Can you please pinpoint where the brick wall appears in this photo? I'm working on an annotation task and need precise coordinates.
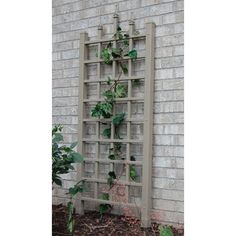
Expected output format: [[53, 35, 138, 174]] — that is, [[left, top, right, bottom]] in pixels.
[[52, 0, 184, 226]]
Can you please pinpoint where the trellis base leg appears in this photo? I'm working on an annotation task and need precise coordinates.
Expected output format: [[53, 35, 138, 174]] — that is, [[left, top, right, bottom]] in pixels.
[[77, 199, 84, 215], [141, 22, 155, 228]]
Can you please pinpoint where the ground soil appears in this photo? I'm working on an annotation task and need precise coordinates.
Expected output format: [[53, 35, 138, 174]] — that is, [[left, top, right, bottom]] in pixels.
[[52, 204, 184, 236]]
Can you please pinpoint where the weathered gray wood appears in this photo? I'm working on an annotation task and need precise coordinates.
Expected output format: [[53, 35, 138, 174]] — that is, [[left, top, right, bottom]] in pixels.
[[77, 16, 155, 227], [77, 32, 88, 215], [141, 22, 155, 227]]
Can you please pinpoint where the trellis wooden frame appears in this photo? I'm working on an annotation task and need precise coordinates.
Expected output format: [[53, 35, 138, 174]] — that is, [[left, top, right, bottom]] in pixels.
[[76, 14, 155, 227]]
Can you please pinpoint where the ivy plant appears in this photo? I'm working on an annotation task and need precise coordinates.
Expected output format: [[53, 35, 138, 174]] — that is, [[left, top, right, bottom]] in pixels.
[[90, 26, 140, 215]]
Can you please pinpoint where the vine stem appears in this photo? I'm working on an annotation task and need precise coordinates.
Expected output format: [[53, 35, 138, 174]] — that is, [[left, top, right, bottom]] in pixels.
[[109, 62, 123, 91]]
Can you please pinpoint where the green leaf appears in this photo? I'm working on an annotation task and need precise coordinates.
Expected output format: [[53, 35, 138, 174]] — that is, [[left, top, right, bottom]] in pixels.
[[106, 76, 112, 85], [91, 102, 113, 118], [70, 152, 83, 162], [130, 165, 138, 181], [107, 176, 113, 186], [115, 84, 127, 98], [70, 142, 77, 149], [99, 204, 111, 214], [117, 26, 121, 31], [112, 112, 125, 125], [128, 49, 137, 59], [120, 63, 128, 75], [111, 48, 122, 58], [130, 156, 136, 161], [52, 133, 63, 143], [69, 184, 83, 196], [67, 201, 75, 233], [99, 193, 109, 200], [159, 226, 174, 236], [108, 171, 116, 179], [103, 90, 115, 101], [67, 219, 75, 234], [132, 79, 141, 86], [108, 154, 116, 160], [102, 127, 111, 138], [101, 48, 112, 64], [53, 177, 62, 186]]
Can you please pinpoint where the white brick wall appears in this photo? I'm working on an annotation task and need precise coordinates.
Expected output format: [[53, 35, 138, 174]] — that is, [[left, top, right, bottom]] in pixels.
[[52, 0, 184, 226]]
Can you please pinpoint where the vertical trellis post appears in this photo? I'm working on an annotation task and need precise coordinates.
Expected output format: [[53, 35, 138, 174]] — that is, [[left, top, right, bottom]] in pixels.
[[76, 31, 88, 215], [141, 22, 155, 227]]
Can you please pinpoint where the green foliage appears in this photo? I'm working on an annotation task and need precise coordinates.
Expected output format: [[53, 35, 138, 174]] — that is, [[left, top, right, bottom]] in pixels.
[[91, 102, 113, 118], [130, 165, 138, 181], [52, 125, 83, 187], [159, 225, 174, 236], [120, 63, 128, 74], [99, 193, 111, 214], [107, 171, 117, 187], [101, 26, 138, 73], [128, 49, 138, 59], [68, 182, 84, 196], [115, 84, 127, 97], [101, 48, 112, 64], [132, 79, 141, 86], [67, 201, 75, 234], [102, 127, 111, 138], [112, 112, 125, 125], [106, 76, 112, 85], [90, 25, 140, 215]]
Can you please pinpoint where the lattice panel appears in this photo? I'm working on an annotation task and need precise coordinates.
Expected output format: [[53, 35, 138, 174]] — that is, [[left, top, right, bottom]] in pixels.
[[76, 14, 155, 227]]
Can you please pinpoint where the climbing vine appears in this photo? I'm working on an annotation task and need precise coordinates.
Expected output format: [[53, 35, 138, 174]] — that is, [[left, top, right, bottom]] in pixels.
[[90, 26, 139, 214]]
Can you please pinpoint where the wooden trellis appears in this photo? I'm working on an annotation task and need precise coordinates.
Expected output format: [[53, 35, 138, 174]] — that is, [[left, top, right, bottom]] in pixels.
[[76, 14, 155, 227]]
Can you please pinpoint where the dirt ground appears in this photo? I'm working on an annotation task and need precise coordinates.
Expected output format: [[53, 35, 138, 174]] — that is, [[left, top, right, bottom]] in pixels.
[[52, 204, 184, 236]]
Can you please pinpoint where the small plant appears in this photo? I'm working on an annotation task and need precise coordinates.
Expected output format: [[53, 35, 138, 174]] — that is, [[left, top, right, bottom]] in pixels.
[[99, 193, 111, 214], [52, 124, 84, 234], [52, 125, 83, 186], [159, 225, 174, 236]]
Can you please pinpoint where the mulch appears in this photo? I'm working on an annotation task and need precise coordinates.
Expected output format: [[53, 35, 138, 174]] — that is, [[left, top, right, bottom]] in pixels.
[[52, 204, 184, 236]]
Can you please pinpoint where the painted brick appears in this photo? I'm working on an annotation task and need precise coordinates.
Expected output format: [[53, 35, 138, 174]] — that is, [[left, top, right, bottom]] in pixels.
[[52, 52, 61, 61], [153, 178, 184, 190], [155, 90, 184, 101], [154, 101, 184, 113], [154, 113, 184, 124], [160, 56, 184, 68], [153, 199, 184, 212], [153, 134, 184, 145], [162, 11, 184, 24], [52, 87, 78, 97], [155, 78, 184, 90], [52, 78, 78, 88], [153, 157, 184, 168], [153, 124, 184, 134], [53, 41, 73, 52], [52, 97, 78, 107], [153, 145, 184, 157], [152, 189, 184, 201], [153, 167, 184, 179]]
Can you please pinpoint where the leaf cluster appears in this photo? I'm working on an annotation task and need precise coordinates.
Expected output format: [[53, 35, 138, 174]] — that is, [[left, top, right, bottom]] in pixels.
[[100, 26, 138, 74], [52, 125, 83, 186], [159, 225, 174, 236], [91, 102, 113, 118], [107, 171, 117, 187], [99, 193, 111, 214]]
